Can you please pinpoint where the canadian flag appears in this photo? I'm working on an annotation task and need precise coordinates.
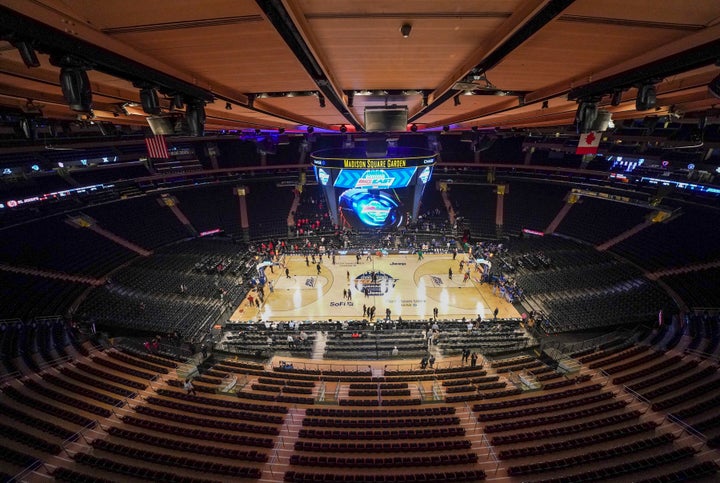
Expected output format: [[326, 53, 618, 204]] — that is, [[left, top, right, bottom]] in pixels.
[[575, 131, 601, 155]]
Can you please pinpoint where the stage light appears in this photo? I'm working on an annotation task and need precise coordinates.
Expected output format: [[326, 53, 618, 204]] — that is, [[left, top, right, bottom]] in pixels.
[[59, 67, 92, 112], [442, 125, 450, 133], [225, 102, 232, 110], [20, 118, 34, 140], [307, 126, 314, 134], [636, 83, 657, 111], [709, 73, 720, 98], [453, 95, 461, 107], [575, 100, 598, 133], [410, 124, 418, 132], [318, 93, 326, 108], [139, 88, 161, 115], [400, 23, 412, 38], [12, 41, 40, 68], [340, 125, 347, 133], [186, 100, 206, 137], [541, 100, 549, 109], [347, 91, 354, 108], [422, 92, 429, 107], [171, 94, 184, 110]]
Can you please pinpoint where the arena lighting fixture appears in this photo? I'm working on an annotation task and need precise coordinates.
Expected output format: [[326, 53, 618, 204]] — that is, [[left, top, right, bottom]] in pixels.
[[185, 99, 206, 137], [340, 125, 347, 133], [453, 95, 461, 107], [307, 126, 314, 134], [139, 87, 161, 115], [254, 128, 261, 135], [59, 66, 92, 112], [422, 91, 429, 107], [442, 125, 450, 133], [610, 89, 624, 106], [318, 93, 326, 108], [225, 102, 232, 110], [278, 127, 285, 134], [541, 100, 549, 109], [410, 124, 418, 132], [575, 100, 599, 134], [12, 40, 40, 68], [400, 23, 412, 38], [346, 91, 354, 108], [709, 72, 720, 98], [171, 94, 184, 110], [636, 83, 657, 111]]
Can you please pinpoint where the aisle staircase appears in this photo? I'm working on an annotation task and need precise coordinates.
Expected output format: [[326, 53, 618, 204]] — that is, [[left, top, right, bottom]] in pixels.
[[310, 331, 327, 359]]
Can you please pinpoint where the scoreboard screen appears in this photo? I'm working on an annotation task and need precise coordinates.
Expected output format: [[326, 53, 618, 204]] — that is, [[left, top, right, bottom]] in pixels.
[[311, 147, 437, 230]]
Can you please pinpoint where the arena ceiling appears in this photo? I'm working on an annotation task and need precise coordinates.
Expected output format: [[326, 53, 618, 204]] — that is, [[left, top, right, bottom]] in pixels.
[[1, 0, 720, 134]]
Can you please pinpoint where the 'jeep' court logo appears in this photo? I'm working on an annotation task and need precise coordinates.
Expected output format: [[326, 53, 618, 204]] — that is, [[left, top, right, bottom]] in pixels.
[[354, 271, 397, 296]]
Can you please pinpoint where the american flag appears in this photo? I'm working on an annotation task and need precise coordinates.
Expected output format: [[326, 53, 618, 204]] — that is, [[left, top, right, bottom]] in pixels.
[[145, 135, 169, 159]]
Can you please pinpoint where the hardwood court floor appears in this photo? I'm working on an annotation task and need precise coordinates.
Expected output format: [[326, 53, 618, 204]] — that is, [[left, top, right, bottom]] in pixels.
[[230, 253, 520, 322]]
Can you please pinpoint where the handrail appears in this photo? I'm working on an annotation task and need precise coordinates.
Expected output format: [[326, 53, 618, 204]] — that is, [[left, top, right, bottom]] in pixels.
[[62, 418, 103, 450], [11, 460, 46, 483], [684, 347, 720, 363], [417, 380, 426, 401], [622, 385, 652, 413], [666, 413, 708, 449], [35, 354, 74, 373], [480, 433, 502, 475], [0, 370, 22, 385]]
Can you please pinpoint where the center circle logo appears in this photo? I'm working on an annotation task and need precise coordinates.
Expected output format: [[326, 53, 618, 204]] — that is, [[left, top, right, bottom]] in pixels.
[[354, 271, 397, 296]]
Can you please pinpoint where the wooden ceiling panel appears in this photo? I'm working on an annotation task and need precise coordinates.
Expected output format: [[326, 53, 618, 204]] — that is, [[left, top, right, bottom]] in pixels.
[[417, 95, 511, 126], [55, 0, 263, 30], [0, 0, 718, 133], [306, 17, 508, 90], [108, 24, 316, 93], [562, 0, 720, 26], [486, 22, 691, 92], [257, 96, 348, 126], [299, 0, 523, 16]]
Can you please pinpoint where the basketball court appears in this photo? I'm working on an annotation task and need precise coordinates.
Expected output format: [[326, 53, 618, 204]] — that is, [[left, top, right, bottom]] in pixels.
[[229, 253, 520, 323]]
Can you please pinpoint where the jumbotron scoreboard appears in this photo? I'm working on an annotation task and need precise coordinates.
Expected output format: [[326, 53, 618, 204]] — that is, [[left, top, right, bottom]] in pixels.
[[310, 147, 437, 229]]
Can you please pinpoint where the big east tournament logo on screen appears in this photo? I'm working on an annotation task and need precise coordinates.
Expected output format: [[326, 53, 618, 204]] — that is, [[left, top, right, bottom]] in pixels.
[[354, 170, 395, 189], [359, 199, 392, 224], [333, 168, 416, 189]]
